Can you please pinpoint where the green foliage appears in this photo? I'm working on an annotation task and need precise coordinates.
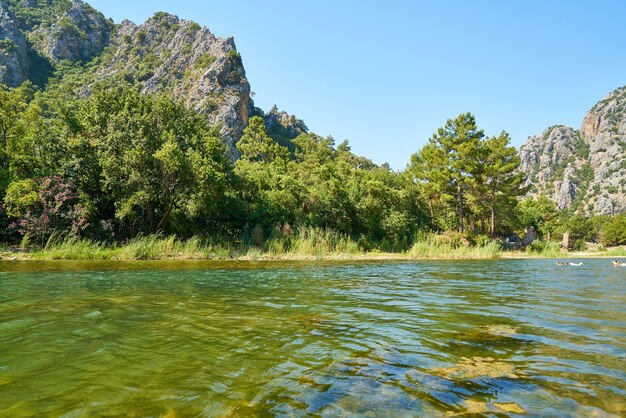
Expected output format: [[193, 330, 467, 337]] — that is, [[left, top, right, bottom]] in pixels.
[[3, 178, 37, 217], [194, 53, 216, 70], [599, 213, 626, 246], [0, 39, 17, 51], [227, 49, 242, 65], [1, 78, 625, 256], [75, 86, 232, 235], [574, 132, 590, 159], [516, 196, 558, 238], [410, 234, 501, 259], [5, 0, 73, 31], [408, 115, 524, 236], [525, 240, 561, 257], [26, 46, 55, 88]]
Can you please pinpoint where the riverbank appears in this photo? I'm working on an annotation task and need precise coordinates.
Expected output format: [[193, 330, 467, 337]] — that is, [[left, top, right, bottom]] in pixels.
[[1, 236, 624, 261]]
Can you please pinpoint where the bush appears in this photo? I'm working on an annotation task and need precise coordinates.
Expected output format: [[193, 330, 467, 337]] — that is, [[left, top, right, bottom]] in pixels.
[[5, 176, 89, 244], [194, 53, 216, 70], [525, 240, 561, 257], [600, 213, 626, 246]]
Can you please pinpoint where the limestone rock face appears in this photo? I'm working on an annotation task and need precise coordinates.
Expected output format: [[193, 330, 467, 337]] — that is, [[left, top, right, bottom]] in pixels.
[[518, 86, 626, 215], [90, 13, 251, 157], [0, 1, 28, 87], [262, 105, 308, 138], [0, 4, 254, 156], [31, 0, 113, 62]]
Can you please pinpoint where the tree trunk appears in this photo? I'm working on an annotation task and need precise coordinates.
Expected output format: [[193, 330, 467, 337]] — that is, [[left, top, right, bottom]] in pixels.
[[490, 185, 496, 238], [156, 200, 173, 232], [456, 181, 464, 232], [428, 198, 434, 224], [1, 130, 7, 170]]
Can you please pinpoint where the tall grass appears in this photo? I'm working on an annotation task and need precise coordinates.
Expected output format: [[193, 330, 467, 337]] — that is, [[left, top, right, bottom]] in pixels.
[[524, 240, 562, 257], [409, 239, 502, 259], [116, 235, 237, 260], [258, 227, 362, 257], [289, 228, 361, 256], [601, 246, 626, 257], [17, 230, 619, 261], [34, 235, 237, 260], [35, 236, 113, 260]]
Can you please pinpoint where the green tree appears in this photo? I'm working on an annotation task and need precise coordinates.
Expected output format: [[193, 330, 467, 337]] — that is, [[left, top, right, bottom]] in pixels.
[[237, 116, 290, 163], [477, 131, 526, 237], [408, 113, 483, 232], [0, 85, 27, 191], [76, 86, 231, 235], [599, 213, 626, 246], [516, 196, 558, 239]]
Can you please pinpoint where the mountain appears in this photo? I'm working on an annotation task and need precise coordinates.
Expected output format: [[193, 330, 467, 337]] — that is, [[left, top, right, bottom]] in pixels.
[[0, 0, 307, 157], [519, 86, 626, 215]]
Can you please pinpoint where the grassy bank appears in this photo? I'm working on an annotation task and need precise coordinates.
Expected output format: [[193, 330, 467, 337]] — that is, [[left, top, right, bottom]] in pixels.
[[0, 233, 624, 261]]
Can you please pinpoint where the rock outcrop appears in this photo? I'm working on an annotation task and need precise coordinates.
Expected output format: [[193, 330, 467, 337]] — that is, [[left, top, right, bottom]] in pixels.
[[0, 1, 28, 87], [87, 13, 251, 156], [0, 3, 254, 156], [31, 0, 113, 62], [519, 86, 626, 215], [262, 105, 308, 138]]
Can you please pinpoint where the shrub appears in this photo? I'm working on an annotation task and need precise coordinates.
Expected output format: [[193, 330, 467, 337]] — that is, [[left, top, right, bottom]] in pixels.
[[526, 240, 561, 257], [194, 53, 216, 70], [600, 213, 626, 246], [6, 176, 89, 244]]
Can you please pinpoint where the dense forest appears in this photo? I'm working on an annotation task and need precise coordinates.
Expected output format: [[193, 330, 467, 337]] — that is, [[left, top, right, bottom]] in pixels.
[[1, 81, 625, 254]]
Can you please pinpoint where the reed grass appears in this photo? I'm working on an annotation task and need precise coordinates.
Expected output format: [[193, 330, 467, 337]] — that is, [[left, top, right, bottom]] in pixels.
[[33, 236, 113, 260], [600, 247, 626, 257], [524, 240, 562, 257], [410, 240, 502, 259], [9, 231, 623, 261]]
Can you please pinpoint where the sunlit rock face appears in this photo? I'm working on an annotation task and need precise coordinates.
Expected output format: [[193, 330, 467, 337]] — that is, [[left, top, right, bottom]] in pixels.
[[518, 86, 626, 215]]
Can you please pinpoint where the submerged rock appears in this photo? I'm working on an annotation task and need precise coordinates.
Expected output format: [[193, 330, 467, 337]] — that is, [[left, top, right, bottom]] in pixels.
[[433, 356, 523, 380], [482, 324, 518, 336], [494, 402, 526, 414]]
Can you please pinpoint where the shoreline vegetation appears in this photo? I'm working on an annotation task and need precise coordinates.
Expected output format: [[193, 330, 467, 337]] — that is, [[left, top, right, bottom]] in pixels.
[[1, 87, 625, 257], [1, 233, 624, 262]]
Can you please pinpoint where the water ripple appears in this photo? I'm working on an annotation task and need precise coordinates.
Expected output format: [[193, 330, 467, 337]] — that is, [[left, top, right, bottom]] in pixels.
[[0, 259, 624, 416]]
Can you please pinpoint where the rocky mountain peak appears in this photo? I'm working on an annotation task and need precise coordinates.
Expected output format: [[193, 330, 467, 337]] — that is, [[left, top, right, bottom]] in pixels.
[[30, 0, 113, 62], [263, 105, 308, 137], [88, 12, 251, 156], [519, 86, 626, 215]]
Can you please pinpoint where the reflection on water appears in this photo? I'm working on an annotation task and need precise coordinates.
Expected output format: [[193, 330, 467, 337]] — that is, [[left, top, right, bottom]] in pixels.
[[0, 259, 624, 416]]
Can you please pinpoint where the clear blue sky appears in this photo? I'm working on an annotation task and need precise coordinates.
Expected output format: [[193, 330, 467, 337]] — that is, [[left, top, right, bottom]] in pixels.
[[88, 0, 626, 169]]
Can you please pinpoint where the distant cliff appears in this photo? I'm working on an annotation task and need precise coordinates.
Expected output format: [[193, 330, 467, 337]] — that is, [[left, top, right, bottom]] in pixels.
[[519, 86, 626, 215]]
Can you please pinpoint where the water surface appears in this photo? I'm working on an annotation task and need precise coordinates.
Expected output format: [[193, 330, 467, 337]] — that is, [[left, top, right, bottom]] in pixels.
[[0, 259, 625, 416]]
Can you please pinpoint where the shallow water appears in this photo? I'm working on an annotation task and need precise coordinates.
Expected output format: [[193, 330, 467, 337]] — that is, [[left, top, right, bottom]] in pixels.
[[0, 259, 624, 417]]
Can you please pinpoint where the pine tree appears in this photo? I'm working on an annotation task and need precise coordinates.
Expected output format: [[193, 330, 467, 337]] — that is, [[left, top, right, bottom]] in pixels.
[[409, 113, 483, 232], [477, 131, 526, 237]]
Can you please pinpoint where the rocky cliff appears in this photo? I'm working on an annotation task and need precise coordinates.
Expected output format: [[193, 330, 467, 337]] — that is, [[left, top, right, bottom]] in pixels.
[[86, 12, 251, 156], [519, 86, 626, 215], [0, 0, 112, 87], [0, 1, 28, 87], [0, 0, 286, 156]]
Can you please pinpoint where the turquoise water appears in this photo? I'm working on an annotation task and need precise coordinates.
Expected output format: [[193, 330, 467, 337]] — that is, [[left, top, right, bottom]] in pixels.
[[0, 259, 624, 417]]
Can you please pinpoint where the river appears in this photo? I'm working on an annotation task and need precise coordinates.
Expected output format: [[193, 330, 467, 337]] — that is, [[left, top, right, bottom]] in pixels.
[[0, 259, 624, 416]]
